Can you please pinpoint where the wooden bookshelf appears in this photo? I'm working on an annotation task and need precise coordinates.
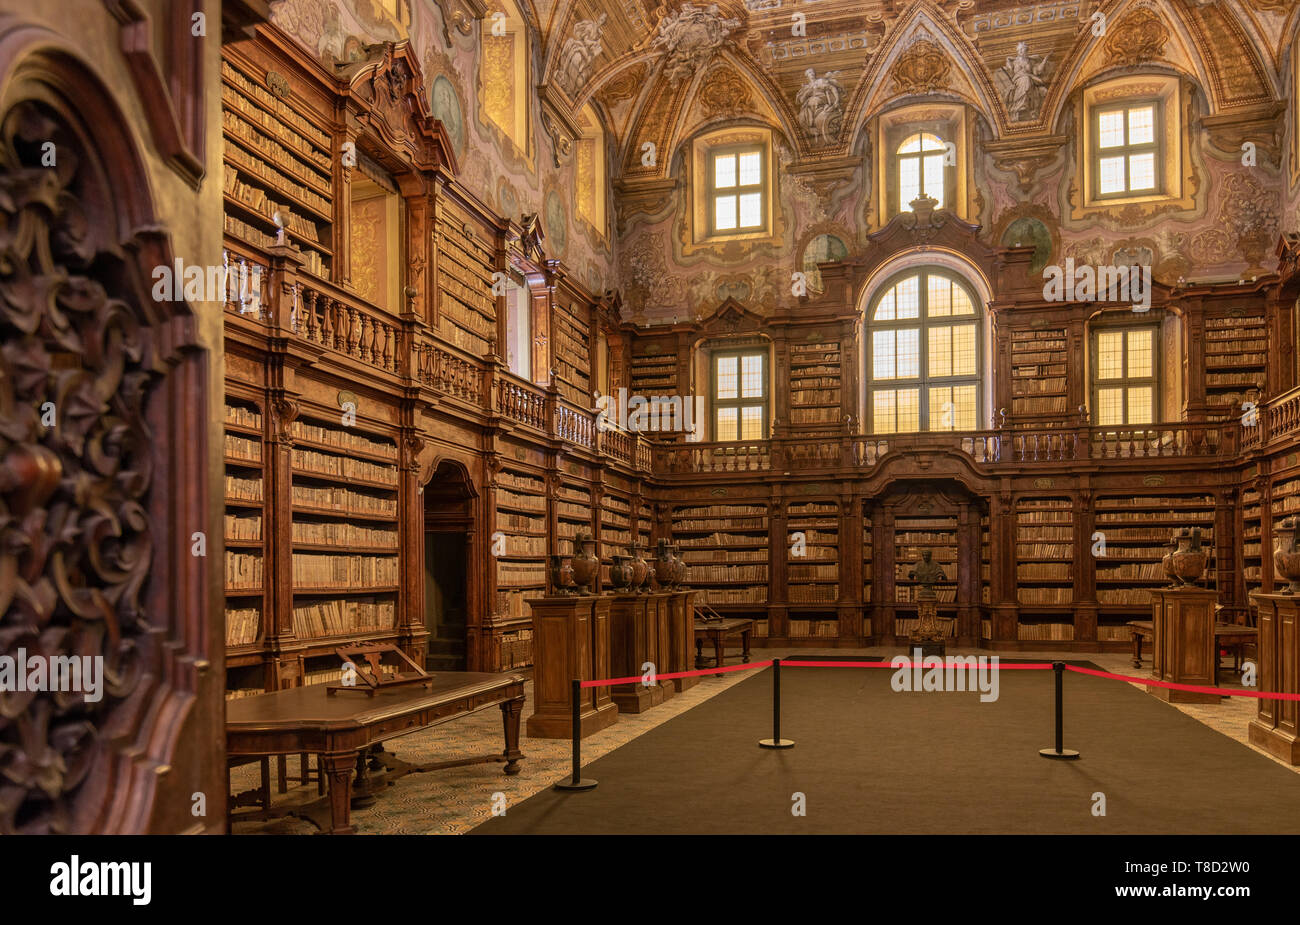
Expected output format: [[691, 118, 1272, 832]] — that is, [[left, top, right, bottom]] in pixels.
[[630, 341, 679, 394], [1204, 313, 1266, 417], [435, 195, 497, 356], [288, 415, 400, 654], [1093, 493, 1215, 625], [1010, 328, 1068, 417], [598, 491, 632, 588], [493, 467, 548, 618], [674, 502, 769, 606], [785, 500, 839, 639], [1015, 498, 1073, 615], [1242, 485, 1262, 604], [555, 480, 595, 557], [553, 300, 593, 407], [788, 340, 842, 429], [220, 57, 333, 279], [223, 396, 265, 697]]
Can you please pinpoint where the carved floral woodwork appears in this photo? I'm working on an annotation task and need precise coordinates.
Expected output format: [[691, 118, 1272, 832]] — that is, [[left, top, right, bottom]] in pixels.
[[0, 89, 206, 833]]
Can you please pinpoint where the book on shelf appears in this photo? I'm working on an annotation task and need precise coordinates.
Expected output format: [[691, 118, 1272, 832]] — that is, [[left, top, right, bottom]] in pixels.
[[291, 520, 397, 548], [291, 596, 396, 638], [291, 447, 397, 484], [1017, 622, 1075, 641], [225, 475, 263, 502], [291, 553, 399, 588], [225, 606, 261, 647], [225, 551, 263, 589], [291, 420, 397, 458], [225, 512, 262, 542], [292, 483, 397, 516]]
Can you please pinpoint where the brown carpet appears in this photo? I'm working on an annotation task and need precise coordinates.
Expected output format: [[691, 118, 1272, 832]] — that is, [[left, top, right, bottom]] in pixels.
[[471, 661, 1300, 834]]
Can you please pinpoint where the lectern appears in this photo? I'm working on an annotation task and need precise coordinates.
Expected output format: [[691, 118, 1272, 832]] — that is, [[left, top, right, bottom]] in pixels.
[[1147, 587, 1219, 704], [1248, 592, 1300, 764]]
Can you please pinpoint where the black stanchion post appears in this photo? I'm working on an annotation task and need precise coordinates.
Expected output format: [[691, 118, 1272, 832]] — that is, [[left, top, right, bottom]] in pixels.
[[554, 678, 598, 790], [1039, 661, 1080, 760], [759, 657, 794, 749]]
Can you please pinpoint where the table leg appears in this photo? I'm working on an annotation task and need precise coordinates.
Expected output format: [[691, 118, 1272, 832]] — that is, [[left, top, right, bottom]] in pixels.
[[714, 634, 724, 678], [500, 696, 524, 775], [695, 637, 705, 670], [1131, 632, 1143, 669], [742, 629, 751, 663], [321, 751, 357, 835]]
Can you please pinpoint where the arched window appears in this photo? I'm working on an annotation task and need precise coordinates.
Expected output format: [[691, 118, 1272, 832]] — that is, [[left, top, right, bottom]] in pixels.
[[867, 269, 981, 434], [897, 132, 945, 208], [481, 0, 528, 150]]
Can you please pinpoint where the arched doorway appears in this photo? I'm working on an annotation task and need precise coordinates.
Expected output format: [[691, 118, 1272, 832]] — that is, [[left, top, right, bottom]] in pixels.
[[423, 461, 477, 670]]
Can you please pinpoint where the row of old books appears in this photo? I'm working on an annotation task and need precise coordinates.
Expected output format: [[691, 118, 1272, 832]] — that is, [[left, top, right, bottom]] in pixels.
[[222, 107, 330, 195], [690, 563, 768, 582], [788, 586, 839, 603], [788, 619, 838, 635], [291, 447, 397, 484], [896, 587, 957, 602], [675, 518, 767, 531], [1096, 588, 1154, 605], [224, 141, 330, 217], [225, 512, 262, 542], [226, 551, 264, 589], [225, 405, 262, 429], [291, 553, 399, 588], [501, 629, 534, 670], [677, 532, 766, 547], [497, 562, 546, 588], [498, 489, 546, 512], [220, 61, 331, 151], [789, 563, 838, 580], [291, 483, 397, 516], [703, 587, 767, 604], [1016, 563, 1073, 580], [291, 596, 396, 638], [1018, 587, 1072, 604], [1096, 562, 1165, 580], [681, 548, 767, 563], [1017, 622, 1075, 640], [290, 420, 397, 458], [291, 520, 397, 548], [226, 606, 260, 646], [224, 433, 261, 461], [225, 475, 263, 503]]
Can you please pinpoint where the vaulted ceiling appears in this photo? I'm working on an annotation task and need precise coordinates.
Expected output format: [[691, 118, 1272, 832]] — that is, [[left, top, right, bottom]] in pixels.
[[527, 0, 1294, 178]]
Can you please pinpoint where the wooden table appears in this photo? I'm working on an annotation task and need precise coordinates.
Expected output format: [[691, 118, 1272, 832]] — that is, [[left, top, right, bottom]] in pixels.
[[694, 617, 754, 677], [226, 672, 525, 834], [1128, 619, 1258, 680]]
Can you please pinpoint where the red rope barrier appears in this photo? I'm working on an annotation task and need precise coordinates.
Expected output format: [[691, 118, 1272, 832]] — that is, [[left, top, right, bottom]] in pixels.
[[576, 656, 1298, 701]]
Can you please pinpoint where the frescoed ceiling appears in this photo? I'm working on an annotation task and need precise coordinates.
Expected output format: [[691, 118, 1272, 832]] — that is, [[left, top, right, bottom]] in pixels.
[[527, 0, 1288, 170]]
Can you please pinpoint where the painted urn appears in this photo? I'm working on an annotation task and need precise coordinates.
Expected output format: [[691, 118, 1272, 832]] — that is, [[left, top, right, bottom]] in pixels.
[[1274, 517, 1300, 594], [629, 544, 650, 591], [571, 532, 600, 594], [548, 554, 574, 596], [610, 554, 635, 592], [1162, 527, 1207, 587]]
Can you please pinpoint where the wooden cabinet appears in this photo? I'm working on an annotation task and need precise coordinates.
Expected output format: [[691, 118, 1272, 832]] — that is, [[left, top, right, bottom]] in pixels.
[[526, 595, 618, 739], [1248, 593, 1300, 763], [1148, 588, 1220, 704]]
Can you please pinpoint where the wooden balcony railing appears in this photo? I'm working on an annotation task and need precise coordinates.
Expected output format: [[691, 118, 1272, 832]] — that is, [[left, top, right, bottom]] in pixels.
[[555, 401, 595, 449], [291, 278, 401, 376], [655, 422, 1240, 475], [414, 339, 484, 405], [496, 376, 548, 431]]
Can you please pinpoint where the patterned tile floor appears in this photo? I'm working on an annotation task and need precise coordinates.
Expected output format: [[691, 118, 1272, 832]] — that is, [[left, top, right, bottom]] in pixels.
[[230, 647, 1293, 835]]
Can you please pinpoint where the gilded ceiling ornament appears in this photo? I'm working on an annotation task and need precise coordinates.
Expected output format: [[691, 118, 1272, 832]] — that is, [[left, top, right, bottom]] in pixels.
[[598, 64, 647, 106], [698, 65, 752, 116], [651, 3, 742, 86], [556, 14, 607, 98], [890, 38, 951, 95], [1103, 6, 1168, 68]]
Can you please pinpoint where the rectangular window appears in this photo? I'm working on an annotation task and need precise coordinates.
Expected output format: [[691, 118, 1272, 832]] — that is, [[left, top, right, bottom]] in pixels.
[[713, 349, 768, 441], [1093, 325, 1158, 425], [1093, 101, 1162, 197], [710, 146, 766, 235], [505, 281, 531, 380]]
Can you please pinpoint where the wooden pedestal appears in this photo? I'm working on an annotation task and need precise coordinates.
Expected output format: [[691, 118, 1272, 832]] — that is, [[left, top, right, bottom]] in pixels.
[[668, 591, 699, 693], [1147, 587, 1220, 704], [650, 592, 675, 701], [608, 593, 667, 713], [1248, 593, 1300, 764], [525, 595, 618, 738]]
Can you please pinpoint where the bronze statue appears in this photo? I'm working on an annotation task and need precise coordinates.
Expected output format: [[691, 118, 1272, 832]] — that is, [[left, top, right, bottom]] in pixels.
[[908, 549, 947, 599]]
